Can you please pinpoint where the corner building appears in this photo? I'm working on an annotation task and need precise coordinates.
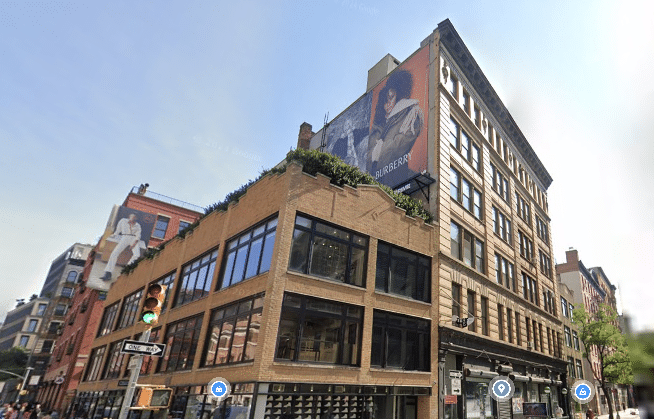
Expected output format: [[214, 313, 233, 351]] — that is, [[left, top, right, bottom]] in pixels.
[[74, 163, 437, 419]]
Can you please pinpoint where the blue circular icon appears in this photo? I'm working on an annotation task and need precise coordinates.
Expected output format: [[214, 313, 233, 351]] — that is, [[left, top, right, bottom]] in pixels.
[[493, 380, 511, 397], [489, 376, 515, 401], [571, 380, 595, 404], [208, 377, 231, 401], [575, 384, 591, 400]]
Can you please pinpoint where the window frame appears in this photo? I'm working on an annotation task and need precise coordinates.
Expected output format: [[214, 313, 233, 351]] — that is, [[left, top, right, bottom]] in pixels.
[[102, 339, 127, 380], [467, 290, 476, 332], [175, 249, 218, 307], [97, 302, 120, 337], [152, 215, 170, 240], [159, 314, 204, 372], [375, 241, 431, 303], [491, 163, 510, 203], [370, 310, 430, 372], [516, 192, 531, 224], [495, 253, 516, 292], [450, 167, 483, 218], [450, 221, 485, 273], [84, 346, 106, 382], [492, 206, 512, 244], [115, 288, 144, 330], [449, 118, 481, 172]]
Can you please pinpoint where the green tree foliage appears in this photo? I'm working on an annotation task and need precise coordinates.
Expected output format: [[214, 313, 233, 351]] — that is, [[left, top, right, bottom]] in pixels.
[[573, 304, 633, 419], [0, 347, 28, 380]]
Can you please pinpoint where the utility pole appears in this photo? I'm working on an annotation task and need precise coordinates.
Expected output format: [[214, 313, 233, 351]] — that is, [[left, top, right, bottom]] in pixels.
[[117, 329, 151, 419]]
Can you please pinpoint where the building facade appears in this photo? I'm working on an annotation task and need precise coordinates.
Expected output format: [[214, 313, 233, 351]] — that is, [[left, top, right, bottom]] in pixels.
[[558, 279, 584, 417], [39, 187, 203, 413]]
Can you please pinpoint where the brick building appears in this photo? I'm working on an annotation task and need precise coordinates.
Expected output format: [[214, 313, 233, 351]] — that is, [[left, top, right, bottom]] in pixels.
[[38, 186, 203, 413]]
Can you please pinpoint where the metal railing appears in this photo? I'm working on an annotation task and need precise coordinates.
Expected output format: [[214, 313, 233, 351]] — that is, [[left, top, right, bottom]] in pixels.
[[130, 187, 205, 213]]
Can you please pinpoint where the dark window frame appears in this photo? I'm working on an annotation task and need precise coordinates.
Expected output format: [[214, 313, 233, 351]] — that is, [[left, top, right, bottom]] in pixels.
[[450, 167, 483, 219], [375, 242, 431, 303], [152, 215, 170, 240], [97, 303, 120, 337], [102, 339, 126, 380], [371, 310, 430, 372], [175, 249, 218, 307], [115, 288, 144, 330], [159, 314, 204, 372], [495, 253, 516, 292], [84, 346, 106, 382]]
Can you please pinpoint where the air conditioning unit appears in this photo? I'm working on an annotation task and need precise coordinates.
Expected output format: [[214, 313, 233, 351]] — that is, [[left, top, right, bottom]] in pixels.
[[527, 341, 533, 350]]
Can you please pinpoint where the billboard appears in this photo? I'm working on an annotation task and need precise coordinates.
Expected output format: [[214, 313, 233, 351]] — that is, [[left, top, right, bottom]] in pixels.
[[86, 205, 156, 291], [321, 45, 430, 188]]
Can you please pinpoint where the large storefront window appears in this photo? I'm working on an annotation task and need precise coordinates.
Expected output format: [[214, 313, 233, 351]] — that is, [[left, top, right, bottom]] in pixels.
[[160, 315, 204, 372], [275, 293, 362, 366], [465, 378, 493, 419], [371, 310, 430, 371]]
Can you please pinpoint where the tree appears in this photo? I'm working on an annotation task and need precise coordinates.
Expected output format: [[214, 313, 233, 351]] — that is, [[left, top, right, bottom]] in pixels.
[[573, 304, 633, 419], [0, 347, 28, 380]]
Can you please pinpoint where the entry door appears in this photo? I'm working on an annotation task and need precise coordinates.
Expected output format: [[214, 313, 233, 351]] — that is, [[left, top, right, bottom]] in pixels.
[[396, 396, 417, 419]]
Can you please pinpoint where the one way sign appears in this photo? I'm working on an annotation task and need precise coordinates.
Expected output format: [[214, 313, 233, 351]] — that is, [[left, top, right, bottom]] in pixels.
[[120, 340, 166, 357]]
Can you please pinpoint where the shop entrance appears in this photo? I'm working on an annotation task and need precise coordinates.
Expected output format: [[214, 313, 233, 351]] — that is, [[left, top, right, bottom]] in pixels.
[[372, 395, 417, 419]]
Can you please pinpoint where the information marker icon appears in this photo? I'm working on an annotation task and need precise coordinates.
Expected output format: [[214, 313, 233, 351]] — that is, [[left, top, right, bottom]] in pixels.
[[571, 380, 595, 404], [208, 377, 231, 402], [489, 376, 515, 402]]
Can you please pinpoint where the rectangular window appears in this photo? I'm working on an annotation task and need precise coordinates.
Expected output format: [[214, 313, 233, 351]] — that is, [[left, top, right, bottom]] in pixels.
[[116, 289, 143, 330], [568, 356, 576, 378], [450, 166, 482, 216], [492, 207, 512, 244], [473, 105, 481, 128], [507, 308, 513, 343], [448, 74, 458, 99], [204, 294, 264, 366], [497, 303, 503, 340], [160, 315, 203, 372], [178, 220, 191, 233], [275, 293, 362, 366], [153, 272, 175, 314], [221, 217, 277, 289], [533, 320, 539, 351], [289, 215, 367, 287], [98, 303, 119, 337], [564, 326, 572, 347], [526, 316, 531, 343], [570, 304, 575, 321], [462, 90, 471, 115], [19, 335, 29, 347], [573, 331, 580, 351], [515, 313, 521, 345], [451, 221, 485, 273], [495, 253, 516, 292], [547, 327, 553, 355], [561, 297, 569, 318], [539, 324, 544, 353], [375, 242, 430, 302], [522, 272, 538, 305], [449, 119, 482, 172], [84, 346, 106, 382], [371, 310, 430, 371], [54, 304, 67, 316], [61, 287, 74, 298], [516, 192, 531, 224], [576, 359, 583, 378], [176, 249, 218, 307], [536, 216, 549, 243], [539, 250, 552, 278], [467, 291, 476, 332], [37, 304, 48, 316], [519, 230, 534, 262], [48, 321, 61, 334], [152, 215, 170, 239], [491, 163, 510, 202], [103, 340, 126, 379], [27, 319, 38, 332], [41, 340, 54, 353], [452, 283, 461, 318]]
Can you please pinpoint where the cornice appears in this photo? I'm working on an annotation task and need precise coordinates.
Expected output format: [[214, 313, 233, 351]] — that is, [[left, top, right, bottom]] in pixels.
[[436, 19, 553, 189]]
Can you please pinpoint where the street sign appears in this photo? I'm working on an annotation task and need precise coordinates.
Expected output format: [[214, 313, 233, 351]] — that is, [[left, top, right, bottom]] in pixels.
[[54, 376, 65, 385], [449, 370, 463, 379], [452, 316, 474, 328], [451, 379, 461, 395], [120, 340, 166, 356]]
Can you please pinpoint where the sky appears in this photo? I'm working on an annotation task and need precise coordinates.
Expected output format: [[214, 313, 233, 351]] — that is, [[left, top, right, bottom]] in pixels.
[[1, 0, 653, 331]]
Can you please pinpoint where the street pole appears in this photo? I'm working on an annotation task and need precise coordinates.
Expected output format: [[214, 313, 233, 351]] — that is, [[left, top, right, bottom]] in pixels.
[[16, 367, 34, 404], [117, 329, 151, 419]]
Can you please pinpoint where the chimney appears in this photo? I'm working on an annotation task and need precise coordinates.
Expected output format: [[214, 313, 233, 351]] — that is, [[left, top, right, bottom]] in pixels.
[[565, 248, 579, 264], [297, 122, 314, 150]]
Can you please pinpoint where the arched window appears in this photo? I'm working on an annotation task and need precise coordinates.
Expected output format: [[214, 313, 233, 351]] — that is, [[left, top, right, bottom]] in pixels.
[[66, 271, 78, 283]]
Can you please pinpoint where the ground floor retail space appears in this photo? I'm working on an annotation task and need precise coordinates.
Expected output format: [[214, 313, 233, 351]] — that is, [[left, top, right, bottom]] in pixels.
[[69, 382, 433, 419]]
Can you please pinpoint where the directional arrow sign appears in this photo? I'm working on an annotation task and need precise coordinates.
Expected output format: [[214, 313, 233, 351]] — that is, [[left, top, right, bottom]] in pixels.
[[120, 340, 166, 357]]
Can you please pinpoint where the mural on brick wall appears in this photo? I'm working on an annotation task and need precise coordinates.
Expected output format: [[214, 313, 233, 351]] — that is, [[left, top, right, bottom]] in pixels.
[[87, 205, 156, 291], [322, 45, 429, 188]]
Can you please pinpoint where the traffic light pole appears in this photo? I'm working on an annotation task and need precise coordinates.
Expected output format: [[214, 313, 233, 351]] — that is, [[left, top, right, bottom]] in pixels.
[[118, 328, 151, 419]]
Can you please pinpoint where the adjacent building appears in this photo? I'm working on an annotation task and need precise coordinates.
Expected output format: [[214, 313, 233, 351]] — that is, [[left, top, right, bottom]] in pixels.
[[72, 19, 568, 419]]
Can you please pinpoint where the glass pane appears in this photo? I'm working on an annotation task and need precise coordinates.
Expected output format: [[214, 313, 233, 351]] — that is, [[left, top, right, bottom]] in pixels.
[[450, 168, 459, 200], [299, 316, 341, 364], [204, 325, 220, 366], [276, 313, 299, 360], [267, 218, 278, 230], [342, 321, 359, 365], [463, 231, 473, 266], [375, 245, 390, 292], [371, 325, 384, 367], [349, 247, 366, 287], [309, 236, 348, 282], [387, 328, 403, 368], [315, 223, 349, 241], [230, 246, 248, 286], [288, 229, 310, 273], [244, 237, 263, 279], [220, 251, 236, 289], [229, 316, 249, 363], [217, 321, 234, 364], [462, 178, 471, 209], [390, 249, 416, 299], [244, 312, 261, 361], [253, 225, 265, 237], [294, 215, 311, 228], [238, 231, 252, 245], [259, 231, 276, 274], [450, 223, 460, 260]]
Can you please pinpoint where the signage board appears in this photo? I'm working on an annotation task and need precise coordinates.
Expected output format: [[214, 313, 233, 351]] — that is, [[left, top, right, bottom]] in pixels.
[[120, 340, 166, 356]]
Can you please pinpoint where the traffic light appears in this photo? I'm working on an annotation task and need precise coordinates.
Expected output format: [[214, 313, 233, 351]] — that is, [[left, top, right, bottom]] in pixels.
[[140, 284, 167, 325], [135, 387, 173, 409]]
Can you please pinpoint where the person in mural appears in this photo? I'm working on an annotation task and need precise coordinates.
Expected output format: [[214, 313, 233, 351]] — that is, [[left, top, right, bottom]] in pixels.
[[369, 69, 424, 180], [327, 118, 369, 171], [100, 213, 143, 281]]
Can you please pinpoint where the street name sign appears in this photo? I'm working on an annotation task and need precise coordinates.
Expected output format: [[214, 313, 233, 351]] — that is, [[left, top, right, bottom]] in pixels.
[[120, 340, 166, 356]]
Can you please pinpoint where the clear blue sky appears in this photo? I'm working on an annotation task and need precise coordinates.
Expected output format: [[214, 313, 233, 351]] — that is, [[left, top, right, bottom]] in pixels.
[[1, 0, 653, 331]]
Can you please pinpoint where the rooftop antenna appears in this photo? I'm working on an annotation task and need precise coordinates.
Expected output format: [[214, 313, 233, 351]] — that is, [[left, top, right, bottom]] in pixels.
[[319, 112, 329, 152]]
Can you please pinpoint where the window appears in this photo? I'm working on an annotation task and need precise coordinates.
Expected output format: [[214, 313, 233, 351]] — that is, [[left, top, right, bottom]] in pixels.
[[547, 327, 553, 355], [449, 119, 481, 171], [473, 105, 481, 128], [576, 359, 583, 378], [522, 273, 538, 305], [447, 73, 458, 99], [507, 308, 513, 343], [371, 310, 430, 371], [518, 230, 534, 262], [495, 253, 516, 292], [450, 167, 482, 218], [450, 221, 485, 273], [27, 319, 38, 332], [66, 271, 78, 283], [534, 320, 540, 351], [462, 90, 471, 115], [467, 291, 476, 332], [204, 294, 264, 366], [61, 287, 74, 298], [276, 293, 362, 366], [138, 328, 161, 375], [152, 215, 170, 239], [153, 272, 175, 314], [536, 216, 549, 243], [116, 289, 143, 330], [103, 340, 126, 379], [500, 306, 508, 340], [221, 217, 277, 289], [561, 297, 569, 318], [564, 326, 572, 347], [41, 340, 53, 353], [492, 207, 512, 244], [570, 303, 575, 321], [160, 315, 203, 372], [375, 242, 430, 302], [19, 335, 29, 347], [178, 220, 191, 233], [37, 304, 48, 316], [491, 163, 510, 202], [452, 283, 461, 318], [48, 321, 61, 334], [539, 250, 552, 278], [289, 215, 367, 287], [54, 304, 67, 316], [84, 346, 106, 382], [98, 303, 119, 337], [526, 316, 531, 344], [176, 249, 218, 307], [515, 312, 521, 345], [573, 331, 580, 351], [543, 290, 556, 315], [568, 356, 576, 378], [515, 192, 531, 224]]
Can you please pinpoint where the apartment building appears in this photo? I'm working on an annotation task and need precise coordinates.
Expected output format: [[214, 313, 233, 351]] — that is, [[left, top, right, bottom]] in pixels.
[[558, 278, 584, 415]]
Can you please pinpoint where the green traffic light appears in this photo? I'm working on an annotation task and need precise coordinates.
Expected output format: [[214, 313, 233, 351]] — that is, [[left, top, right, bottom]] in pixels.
[[142, 311, 157, 324]]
